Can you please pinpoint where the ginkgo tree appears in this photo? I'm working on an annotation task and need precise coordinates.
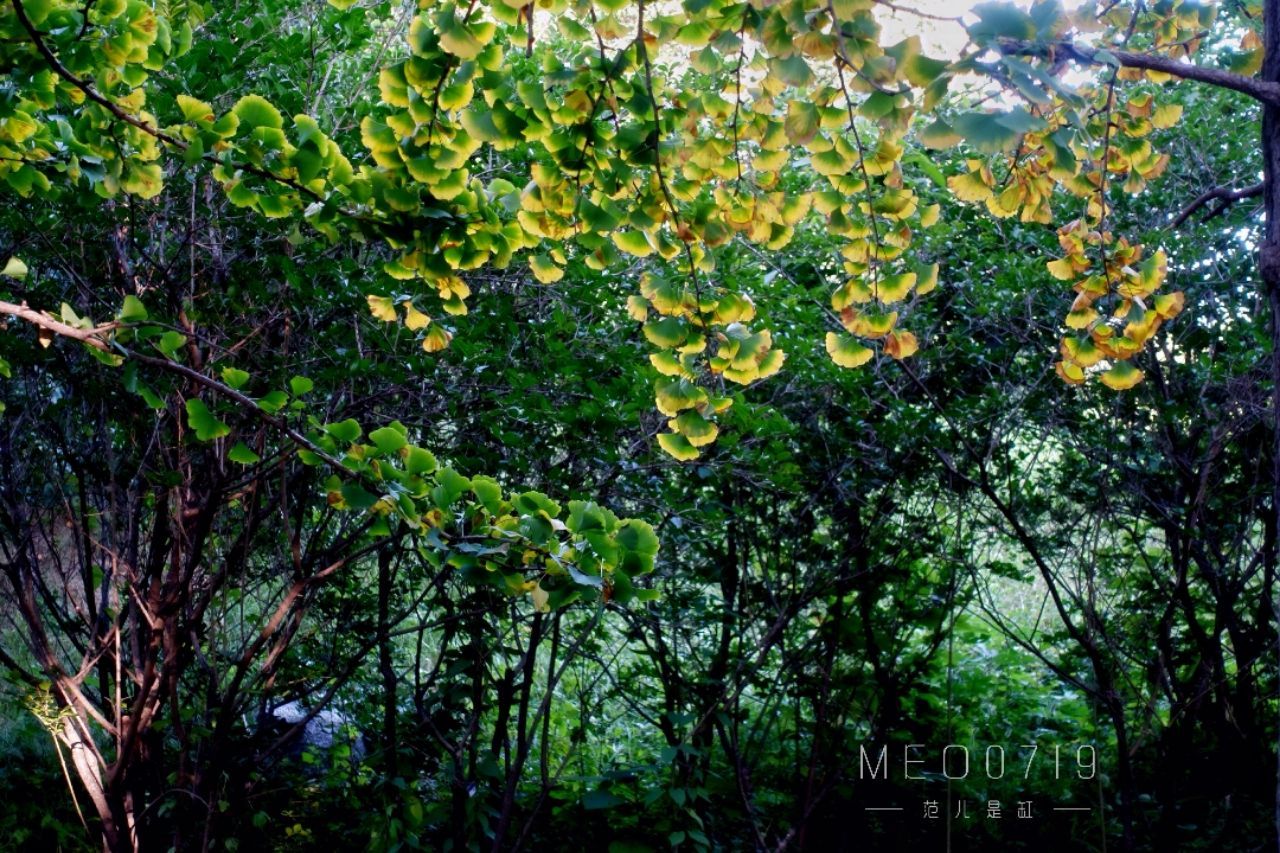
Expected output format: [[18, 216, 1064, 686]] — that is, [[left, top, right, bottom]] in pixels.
[[4, 0, 1238, 460], [4, 0, 1280, 848]]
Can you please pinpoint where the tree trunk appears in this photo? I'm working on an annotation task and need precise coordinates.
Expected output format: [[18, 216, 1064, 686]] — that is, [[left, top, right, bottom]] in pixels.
[[1262, 3, 1280, 849]]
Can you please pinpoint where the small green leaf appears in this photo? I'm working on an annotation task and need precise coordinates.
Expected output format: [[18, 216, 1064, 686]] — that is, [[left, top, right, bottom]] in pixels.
[[221, 367, 250, 390], [119, 295, 148, 322], [405, 445, 437, 475], [256, 391, 287, 413], [289, 375, 314, 396], [326, 419, 362, 443], [232, 94, 283, 130], [156, 331, 187, 359], [185, 399, 230, 441], [341, 481, 379, 510], [228, 442, 261, 464], [369, 426, 407, 454]]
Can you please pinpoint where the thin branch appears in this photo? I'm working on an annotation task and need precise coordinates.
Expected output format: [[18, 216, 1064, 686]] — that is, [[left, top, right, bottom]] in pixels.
[[0, 300, 351, 472], [1169, 181, 1264, 228]]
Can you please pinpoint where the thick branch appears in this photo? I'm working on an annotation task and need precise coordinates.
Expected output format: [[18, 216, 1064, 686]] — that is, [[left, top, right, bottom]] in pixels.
[[0, 299, 116, 350], [1170, 182, 1264, 228], [1000, 38, 1280, 107]]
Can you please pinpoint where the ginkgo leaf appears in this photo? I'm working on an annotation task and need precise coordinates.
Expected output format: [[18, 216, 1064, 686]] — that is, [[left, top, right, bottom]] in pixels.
[[672, 410, 719, 447], [1100, 361, 1144, 391], [228, 442, 261, 464], [883, 330, 918, 360], [1, 257, 28, 278], [367, 295, 397, 322], [649, 351, 690, 378], [232, 94, 283, 130], [422, 325, 452, 352], [626, 295, 649, 322], [657, 432, 700, 461], [1061, 336, 1104, 367], [1056, 360, 1086, 385], [529, 254, 564, 283], [655, 378, 707, 416], [920, 119, 962, 149], [1065, 308, 1098, 329], [1151, 103, 1183, 129], [825, 332, 874, 369], [848, 310, 897, 339], [221, 367, 250, 390], [176, 94, 215, 123], [186, 399, 230, 441], [1154, 291, 1185, 319], [914, 262, 940, 295], [877, 272, 917, 303], [404, 302, 431, 330], [756, 347, 785, 380], [644, 317, 688, 348], [948, 170, 992, 202], [1046, 257, 1077, 281], [531, 583, 551, 613], [612, 230, 654, 257]]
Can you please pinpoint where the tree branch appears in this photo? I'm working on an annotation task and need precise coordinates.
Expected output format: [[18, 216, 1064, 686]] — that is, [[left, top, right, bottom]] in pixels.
[[0, 300, 116, 350], [0, 299, 350, 472], [999, 38, 1280, 107], [1170, 182, 1264, 228]]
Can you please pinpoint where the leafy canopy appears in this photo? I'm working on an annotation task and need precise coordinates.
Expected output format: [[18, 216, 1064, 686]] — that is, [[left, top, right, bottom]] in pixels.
[[0, 0, 1210, 460]]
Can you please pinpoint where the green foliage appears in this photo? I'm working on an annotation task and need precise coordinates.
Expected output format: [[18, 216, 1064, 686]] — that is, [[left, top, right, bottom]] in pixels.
[[0, 1, 1275, 852]]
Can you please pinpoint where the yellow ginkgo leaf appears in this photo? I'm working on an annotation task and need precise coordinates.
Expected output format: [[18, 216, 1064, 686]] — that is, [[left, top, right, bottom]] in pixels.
[[403, 301, 431, 330], [1154, 291, 1185, 319], [672, 410, 720, 447], [877, 272, 917, 303], [947, 170, 993, 203], [1065, 308, 1098, 330], [529, 253, 564, 284], [883, 329, 918, 360], [1056, 360, 1086, 385], [1046, 257, 1078, 281], [626, 295, 649, 322], [1100, 361, 1144, 391], [421, 324, 452, 352], [825, 332, 874, 369], [1151, 103, 1183, 129], [367, 295, 397, 322]]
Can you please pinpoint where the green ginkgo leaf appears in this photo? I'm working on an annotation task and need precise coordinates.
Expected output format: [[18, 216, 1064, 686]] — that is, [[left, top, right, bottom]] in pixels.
[[186, 399, 230, 441], [657, 432, 700, 461]]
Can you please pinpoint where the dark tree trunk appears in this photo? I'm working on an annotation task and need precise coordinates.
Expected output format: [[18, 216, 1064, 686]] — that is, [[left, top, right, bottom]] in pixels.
[[1263, 2, 1280, 849]]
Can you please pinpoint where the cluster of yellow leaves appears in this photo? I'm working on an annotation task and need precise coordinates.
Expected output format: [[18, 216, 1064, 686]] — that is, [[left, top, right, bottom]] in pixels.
[[367, 294, 453, 352], [938, 0, 1206, 394], [1048, 222, 1183, 389], [629, 272, 776, 461]]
